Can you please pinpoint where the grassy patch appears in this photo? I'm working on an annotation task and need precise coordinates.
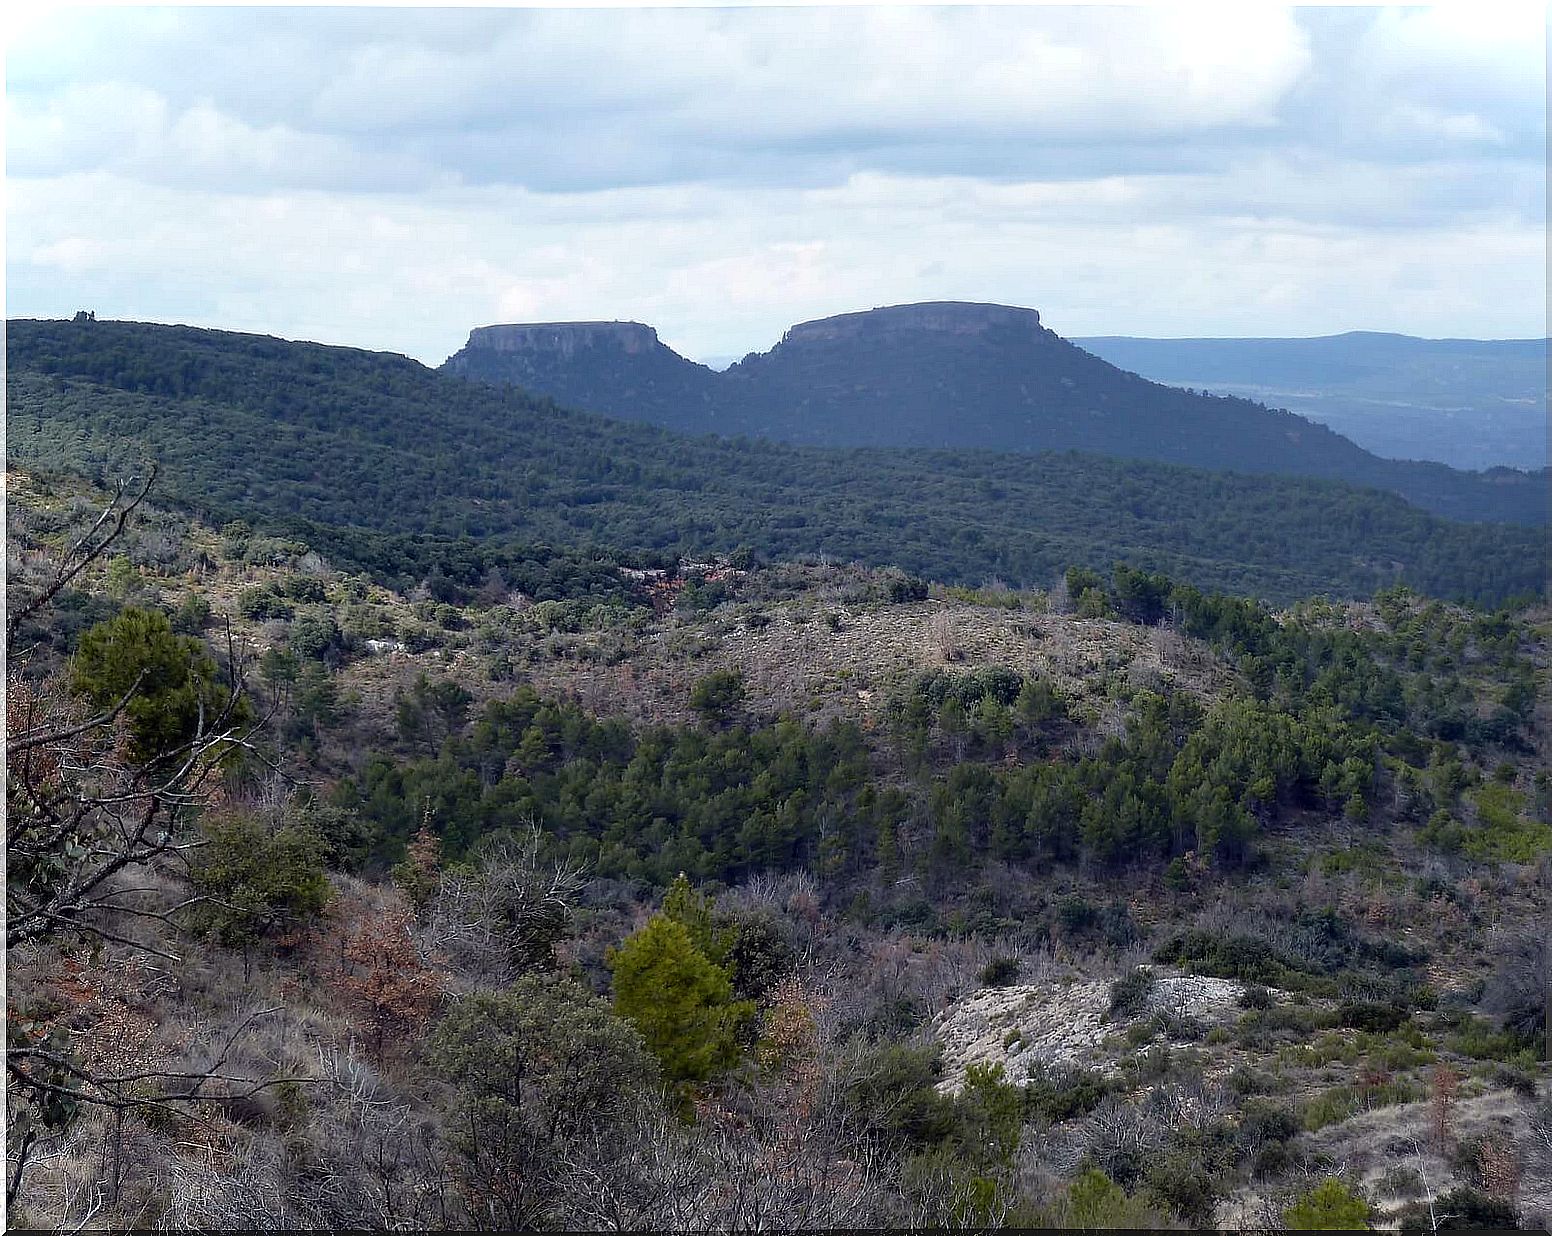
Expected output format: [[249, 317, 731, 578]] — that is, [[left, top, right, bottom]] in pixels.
[[1301, 1077, 1421, 1131], [1316, 842, 1395, 884], [1461, 783, 1552, 862]]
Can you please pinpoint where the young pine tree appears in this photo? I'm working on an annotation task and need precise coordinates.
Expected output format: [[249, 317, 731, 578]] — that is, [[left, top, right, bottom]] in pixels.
[[610, 906, 752, 1085]]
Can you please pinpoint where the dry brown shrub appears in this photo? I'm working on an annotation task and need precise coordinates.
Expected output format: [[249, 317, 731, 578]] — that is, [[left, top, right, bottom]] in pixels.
[[1477, 1131, 1522, 1201], [928, 609, 962, 663], [1431, 1063, 1460, 1148], [337, 905, 446, 1058]]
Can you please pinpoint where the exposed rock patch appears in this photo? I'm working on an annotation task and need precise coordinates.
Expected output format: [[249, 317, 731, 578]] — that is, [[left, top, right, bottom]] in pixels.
[[932, 972, 1260, 1094]]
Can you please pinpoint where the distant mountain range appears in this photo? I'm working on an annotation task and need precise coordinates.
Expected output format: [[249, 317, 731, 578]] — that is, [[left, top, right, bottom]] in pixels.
[[441, 303, 1546, 526], [1075, 332, 1548, 472], [8, 316, 1545, 606]]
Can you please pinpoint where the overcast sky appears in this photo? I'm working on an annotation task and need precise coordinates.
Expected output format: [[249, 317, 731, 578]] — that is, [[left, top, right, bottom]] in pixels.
[[7, 4, 1546, 364]]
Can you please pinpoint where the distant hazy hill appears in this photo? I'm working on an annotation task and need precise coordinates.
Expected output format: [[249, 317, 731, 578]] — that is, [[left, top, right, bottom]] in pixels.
[[442, 303, 1545, 526], [7, 317, 1545, 606], [1076, 332, 1548, 472]]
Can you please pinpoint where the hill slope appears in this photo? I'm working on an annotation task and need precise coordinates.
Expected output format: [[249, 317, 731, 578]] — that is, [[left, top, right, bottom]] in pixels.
[[6, 316, 1544, 606], [1076, 332, 1549, 471], [9, 467, 1549, 1233], [442, 302, 1546, 525]]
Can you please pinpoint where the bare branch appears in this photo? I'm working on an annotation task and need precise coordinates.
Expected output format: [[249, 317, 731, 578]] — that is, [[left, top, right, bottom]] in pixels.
[[6, 467, 157, 651]]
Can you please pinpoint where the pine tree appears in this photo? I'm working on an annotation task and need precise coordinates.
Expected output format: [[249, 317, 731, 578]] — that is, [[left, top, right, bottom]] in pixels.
[[610, 911, 752, 1084], [1283, 1178, 1372, 1230]]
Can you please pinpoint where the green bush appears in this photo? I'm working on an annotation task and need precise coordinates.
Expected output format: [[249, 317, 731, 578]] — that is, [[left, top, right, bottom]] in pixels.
[[840, 1042, 959, 1151], [1029, 1169, 1168, 1229], [1398, 1187, 1517, 1233], [610, 897, 752, 1085], [282, 576, 326, 602], [1108, 967, 1156, 1019], [428, 974, 659, 1229], [191, 814, 330, 948], [979, 956, 1021, 987], [689, 669, 746, 726], [1284, 1178, 1371, 1230], [237, 586, 293, 621], [1024, 1067, 1116, 1123], [1301, 1078, 1419, 1131], [721, 908, 795, 1001], [1236, 1100, 1300, 1152], [72, 607, 245, 765], [1336, 1001, 1409, 1033], [171, 592, 211, 634], [1444, 1013, 1531, 1063], [1143, 1146, 1224, 1226], [1155, 929, 1290, 985]]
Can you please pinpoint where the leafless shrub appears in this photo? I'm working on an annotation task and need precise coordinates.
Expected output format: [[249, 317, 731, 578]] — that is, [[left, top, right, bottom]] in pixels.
[[5, 475, 300, 1211], [1483, 927, 1550, 1059], [156, 1129, 292, 1230], [552, 1097, 893, 1232], [928, 609, 962, 664], [294, 1044, 453, 1231], [1522, 1098, 1552, 1231], [1476, 1130, 1523, 1202], [424, 826, 584, 986], [1073, 1092, 1174, 1183]]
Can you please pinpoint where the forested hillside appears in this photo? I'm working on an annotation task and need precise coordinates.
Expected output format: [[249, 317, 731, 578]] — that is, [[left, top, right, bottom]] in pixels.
[[7, 317, 1545, 607], [7, 469, 1550, 1230], [442, 302, 1548, 525]]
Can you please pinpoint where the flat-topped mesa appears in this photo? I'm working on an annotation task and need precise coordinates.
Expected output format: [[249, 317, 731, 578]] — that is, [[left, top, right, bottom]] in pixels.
[[777, 301, 1044, 348], [463, 321, 660, 359]]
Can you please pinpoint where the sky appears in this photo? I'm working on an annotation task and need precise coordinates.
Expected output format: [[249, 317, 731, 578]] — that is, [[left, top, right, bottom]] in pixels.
[[6, 3, 1547, 365]]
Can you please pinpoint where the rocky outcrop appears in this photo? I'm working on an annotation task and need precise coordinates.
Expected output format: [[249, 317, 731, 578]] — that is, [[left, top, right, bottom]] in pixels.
[[460, 321, 660, 360], [931, 972, 1259, 1094], [441, 319, 718, 432], [776, 301, 1045, 348]]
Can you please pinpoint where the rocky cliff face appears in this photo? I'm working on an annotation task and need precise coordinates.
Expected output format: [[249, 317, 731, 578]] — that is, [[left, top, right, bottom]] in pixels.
[[931, 972, 1261, 1094], [461, 321, 660, 360], [442, 318, 719, 433], [776, 301, 1045, 348]]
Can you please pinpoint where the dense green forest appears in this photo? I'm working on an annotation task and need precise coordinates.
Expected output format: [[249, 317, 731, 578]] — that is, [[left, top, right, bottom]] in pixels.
[[329, 570, 1545, 909], [7, 318, 1546, 607]]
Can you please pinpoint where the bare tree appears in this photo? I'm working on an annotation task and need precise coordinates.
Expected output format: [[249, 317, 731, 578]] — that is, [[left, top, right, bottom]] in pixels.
[[423, 824, 585, 985], [6, 475, 281, 1208]]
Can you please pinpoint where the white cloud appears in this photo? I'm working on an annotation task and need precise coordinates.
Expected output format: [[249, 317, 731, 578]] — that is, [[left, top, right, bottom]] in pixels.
[[5, 6, 1545, 350], [9, 168, 1544, 365], [8, 7, 1316, 190]]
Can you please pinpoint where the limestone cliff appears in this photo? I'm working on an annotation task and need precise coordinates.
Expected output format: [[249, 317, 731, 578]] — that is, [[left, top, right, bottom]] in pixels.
[[461, 321, 661, 359]]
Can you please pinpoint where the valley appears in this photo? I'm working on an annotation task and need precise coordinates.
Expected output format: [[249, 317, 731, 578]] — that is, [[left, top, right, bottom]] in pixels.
[[1076, 333, 1548, 473]]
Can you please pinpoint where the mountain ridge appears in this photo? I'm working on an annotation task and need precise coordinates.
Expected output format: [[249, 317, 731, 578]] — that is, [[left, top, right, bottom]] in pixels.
[[7, 315, 1544, 606], [443, 302, 1547, 525]]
